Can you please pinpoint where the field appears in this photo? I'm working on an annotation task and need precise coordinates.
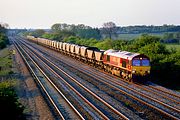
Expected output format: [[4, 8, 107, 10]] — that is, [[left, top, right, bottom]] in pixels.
[[166, 44, 180, 52], [117, 33, 163, 40]]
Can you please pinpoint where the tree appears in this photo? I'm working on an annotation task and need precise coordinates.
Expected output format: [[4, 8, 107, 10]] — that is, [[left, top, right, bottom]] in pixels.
[[0, 23, 9, 49], [132, 34, 160, 51], [112, 40, 128, 50], [0, 24, 8, 34], [95, 39, 113, 50], [51, 23, 71, 32], [75, 28, 101, 39], [51, 23, 101, 39], [0, 81, 25, 119], [174, 32, 180, 44], [101, 22, 118, 39], [31, 29, 45, 37]]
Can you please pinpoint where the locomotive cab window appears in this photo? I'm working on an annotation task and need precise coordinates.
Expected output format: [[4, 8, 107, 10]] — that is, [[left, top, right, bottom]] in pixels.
[[142, 59, 150, 66], [132, 60, 140, 66]]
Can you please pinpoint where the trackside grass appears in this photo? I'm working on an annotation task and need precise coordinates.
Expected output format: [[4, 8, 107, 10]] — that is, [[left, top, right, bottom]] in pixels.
[[0, 47, 25, 119], [0, 48, 13, 76], [166, 44, 180, 52]]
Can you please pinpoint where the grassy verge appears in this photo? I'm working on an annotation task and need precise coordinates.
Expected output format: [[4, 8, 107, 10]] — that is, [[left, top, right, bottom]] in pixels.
[[0, 47, 25, 119], [0, 48, 13, 76]]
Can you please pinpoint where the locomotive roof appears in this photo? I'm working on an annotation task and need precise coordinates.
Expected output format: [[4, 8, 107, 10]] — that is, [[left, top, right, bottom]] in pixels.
[[104, 49, 140, 60]]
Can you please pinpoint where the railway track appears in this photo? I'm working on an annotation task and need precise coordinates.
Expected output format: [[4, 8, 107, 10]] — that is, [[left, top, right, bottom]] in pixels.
[[55, 56, 180, 119], [16, 36, 180, 119], [76, 64, 180, 110], [88, 68, 180, 108], [134, 82, 180, 106], [93, 65, 180, 106], [146, 81, 180, 100], [43, 53, 180, 119], [15, 37, 130, 119], [13, 39, 85, 120]]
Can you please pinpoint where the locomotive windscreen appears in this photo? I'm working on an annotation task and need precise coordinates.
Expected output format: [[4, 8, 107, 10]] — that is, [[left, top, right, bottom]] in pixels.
[[132, 60, 140, 66], [132, 58, 150, 66], [142, 59, 150, 66]]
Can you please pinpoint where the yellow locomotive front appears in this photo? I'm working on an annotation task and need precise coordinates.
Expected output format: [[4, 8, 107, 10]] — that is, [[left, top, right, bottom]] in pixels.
[[131, 55, 151, 82]]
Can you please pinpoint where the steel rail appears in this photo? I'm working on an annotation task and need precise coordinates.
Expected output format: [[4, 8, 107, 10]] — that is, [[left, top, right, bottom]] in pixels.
[[14, 40, 85, 120], [19, 39, 129, 120]]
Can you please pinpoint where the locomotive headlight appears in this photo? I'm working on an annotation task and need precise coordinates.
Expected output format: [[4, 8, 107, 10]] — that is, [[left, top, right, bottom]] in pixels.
[[132, 70, 136, 73], [147, 70, 150, 73]]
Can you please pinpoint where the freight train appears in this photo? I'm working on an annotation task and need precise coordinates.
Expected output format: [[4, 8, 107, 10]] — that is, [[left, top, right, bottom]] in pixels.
[[27, 36, 151, 82]]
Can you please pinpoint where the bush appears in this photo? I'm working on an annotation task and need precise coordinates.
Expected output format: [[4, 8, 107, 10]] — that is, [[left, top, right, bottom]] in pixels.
[[8, 71, 14, 74], [134, 35, 180, 89], [0, 81, 25, 120]]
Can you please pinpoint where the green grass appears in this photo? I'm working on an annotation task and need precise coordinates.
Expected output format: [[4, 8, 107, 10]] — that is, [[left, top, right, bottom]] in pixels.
[[0, 80, 16, 89], [0, 48, 13, 76], [117, 34, 140, 40], [166, 44, 180, 52], [0, 47, 25, 119], [117, 33, 163, 40]]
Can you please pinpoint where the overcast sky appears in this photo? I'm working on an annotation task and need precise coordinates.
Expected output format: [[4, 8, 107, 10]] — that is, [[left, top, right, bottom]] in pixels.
[[0, 0, 180, 29]]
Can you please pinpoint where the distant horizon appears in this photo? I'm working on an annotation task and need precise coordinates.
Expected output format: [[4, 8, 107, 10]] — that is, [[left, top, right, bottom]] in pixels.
[[6, 23, 180, 30]]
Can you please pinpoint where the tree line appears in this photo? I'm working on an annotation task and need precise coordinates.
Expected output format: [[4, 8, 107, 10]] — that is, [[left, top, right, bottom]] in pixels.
[[161, 32, 180, 44], [0, 24, 9, 49], [23, 22, 180, 43], [117, 24, 180, 34]]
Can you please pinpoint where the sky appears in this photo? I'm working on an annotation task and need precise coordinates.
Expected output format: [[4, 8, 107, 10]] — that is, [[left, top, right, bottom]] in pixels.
[[0, 0, 180, 29]]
